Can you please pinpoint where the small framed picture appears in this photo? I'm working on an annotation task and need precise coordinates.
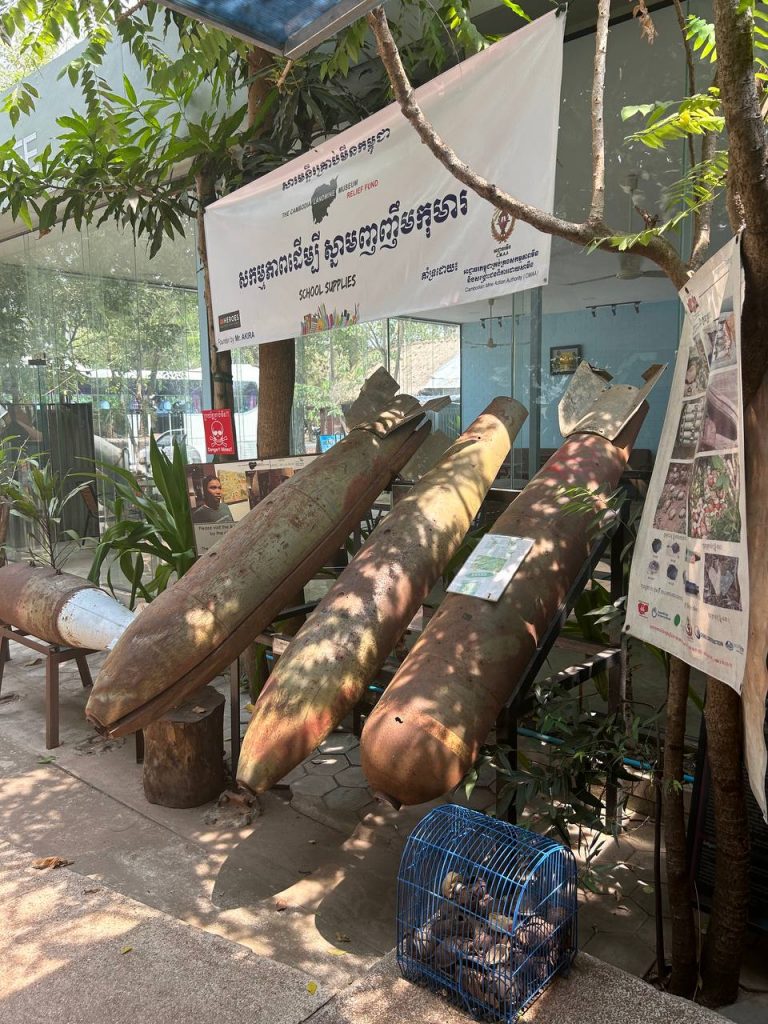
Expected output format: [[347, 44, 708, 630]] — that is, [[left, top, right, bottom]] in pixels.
[[550, 344, 583, 375]]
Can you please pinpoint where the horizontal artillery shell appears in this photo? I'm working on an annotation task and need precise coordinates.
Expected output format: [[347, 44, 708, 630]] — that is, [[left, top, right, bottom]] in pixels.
[[0, 564, 134, 650]]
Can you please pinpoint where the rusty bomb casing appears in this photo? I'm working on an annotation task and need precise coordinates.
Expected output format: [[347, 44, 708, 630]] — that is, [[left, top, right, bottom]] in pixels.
[[0, 564, 134, 649], [360, 405, 648, 807], [236, 397, 527, 795], [86, 410, 430, 737]]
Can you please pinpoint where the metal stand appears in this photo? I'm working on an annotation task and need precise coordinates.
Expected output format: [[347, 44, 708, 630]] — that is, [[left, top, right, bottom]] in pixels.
[[0, 621, 95, 749], [230, 657, 242, 770], [493, 506, 630, 824]]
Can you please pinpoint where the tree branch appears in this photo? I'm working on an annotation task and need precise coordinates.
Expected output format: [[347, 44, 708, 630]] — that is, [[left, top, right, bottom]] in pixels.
[[671, 0, 716, 270], [672, 0, 698, 121], [589, 0, 610, 226], [366, 6, 689, 288], [690, 129, 718, 271]]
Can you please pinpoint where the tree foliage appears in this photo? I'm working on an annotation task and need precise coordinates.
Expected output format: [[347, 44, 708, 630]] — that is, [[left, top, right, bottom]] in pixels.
[[0, 0, 498, 259]]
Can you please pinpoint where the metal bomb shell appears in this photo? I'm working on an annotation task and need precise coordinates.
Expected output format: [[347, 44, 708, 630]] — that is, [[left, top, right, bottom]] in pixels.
[[236, 397, 527, 795], [86, 401, 431, 737], [360, 363, 663, 806], [0, 563, 134, 650]]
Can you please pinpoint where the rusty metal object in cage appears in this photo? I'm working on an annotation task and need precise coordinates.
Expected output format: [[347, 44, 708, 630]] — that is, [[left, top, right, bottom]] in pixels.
[[86, 405, 431, 738], [236, 396, 528, 795], [360, 403, 648, 806], [397, 804, 577, 1021]]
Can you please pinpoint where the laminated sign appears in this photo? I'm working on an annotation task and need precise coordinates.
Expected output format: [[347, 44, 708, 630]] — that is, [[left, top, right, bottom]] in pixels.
[[205, 12, 565, 349], [202, 408, 236, 456], [626, 237, 748, 693]]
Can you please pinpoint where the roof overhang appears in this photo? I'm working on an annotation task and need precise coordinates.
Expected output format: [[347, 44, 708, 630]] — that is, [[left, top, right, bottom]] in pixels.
[[158, 0, 381, 58]]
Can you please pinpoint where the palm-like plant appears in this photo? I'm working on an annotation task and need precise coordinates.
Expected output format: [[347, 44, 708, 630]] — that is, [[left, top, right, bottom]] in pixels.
[[88, 434, 196, 607]]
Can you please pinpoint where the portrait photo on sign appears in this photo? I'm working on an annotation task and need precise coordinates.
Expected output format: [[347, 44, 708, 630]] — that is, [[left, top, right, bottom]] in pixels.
[[703, 553, 742, 611], [688, 453, 741, 543], [671, 397, 705, 461], [700, 370, 739, 451], [186, 465, 249, 525], [652, 462, 691, 533]]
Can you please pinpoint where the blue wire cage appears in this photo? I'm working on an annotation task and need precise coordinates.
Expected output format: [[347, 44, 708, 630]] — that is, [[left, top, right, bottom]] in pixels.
[[396, 805, 578, 1021]]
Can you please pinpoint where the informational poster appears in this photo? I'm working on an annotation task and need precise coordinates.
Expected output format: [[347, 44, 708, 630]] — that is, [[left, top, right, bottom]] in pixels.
[[202, 408, 236, 456], [186, 456, 315, 554], [205, 12, 564, 350], [447, 534, 534, 602], [626, 237, 748, 692]]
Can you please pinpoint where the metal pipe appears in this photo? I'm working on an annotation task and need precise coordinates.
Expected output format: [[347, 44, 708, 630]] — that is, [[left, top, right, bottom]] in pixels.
[[236, 397, 527, 795], [0, 564, 134, 649], [360, 405, 649, 806], [515, 727, 694, 784], [86, 408, 431, 737]]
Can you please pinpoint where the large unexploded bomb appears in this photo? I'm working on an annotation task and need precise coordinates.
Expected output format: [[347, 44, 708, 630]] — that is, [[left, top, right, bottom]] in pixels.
[[361, 363, 665, 806], [236, 397, 526, 796], [86, 370, 435, 738], [0, 564, 134, 650]]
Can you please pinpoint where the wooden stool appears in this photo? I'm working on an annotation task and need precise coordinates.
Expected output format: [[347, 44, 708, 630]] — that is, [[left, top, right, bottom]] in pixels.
[[0, 622, 94, 749], [142, 686, 226, 807]]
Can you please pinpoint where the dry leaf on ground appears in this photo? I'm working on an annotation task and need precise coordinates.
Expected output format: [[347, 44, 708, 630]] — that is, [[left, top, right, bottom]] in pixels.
[[32, 856, 72, 870]]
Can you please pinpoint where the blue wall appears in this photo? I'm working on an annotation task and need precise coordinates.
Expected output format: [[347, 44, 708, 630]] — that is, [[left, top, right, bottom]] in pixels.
[[461, 299, 681, 458], [540, 300, 680, 452]]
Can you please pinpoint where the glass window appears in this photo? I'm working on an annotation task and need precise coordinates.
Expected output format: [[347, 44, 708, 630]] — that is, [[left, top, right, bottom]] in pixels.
[[0, 215, 202, 553]]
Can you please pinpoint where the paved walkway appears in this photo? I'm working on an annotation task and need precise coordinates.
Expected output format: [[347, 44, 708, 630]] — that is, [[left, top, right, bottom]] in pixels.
[[0, 637, 766, 1023], [0, 838, 729, 1024]]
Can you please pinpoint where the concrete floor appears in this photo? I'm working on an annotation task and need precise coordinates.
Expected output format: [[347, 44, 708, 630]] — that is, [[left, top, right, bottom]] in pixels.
[[0, 638, 766, 1023]]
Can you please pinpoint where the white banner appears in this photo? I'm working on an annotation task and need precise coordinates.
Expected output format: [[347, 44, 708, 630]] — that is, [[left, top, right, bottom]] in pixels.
[[626, 237, 748, 692], [205, 12, 565, 350]]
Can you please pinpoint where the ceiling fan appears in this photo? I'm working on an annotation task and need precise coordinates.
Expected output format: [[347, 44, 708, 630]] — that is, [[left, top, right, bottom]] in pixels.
[[469, 298, 510, 348], [566, 172, 667, 285], [566, 250, 668, 285]]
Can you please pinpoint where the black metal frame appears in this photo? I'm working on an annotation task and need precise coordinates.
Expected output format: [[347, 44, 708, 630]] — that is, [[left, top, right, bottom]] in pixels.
[[494, 503, 630, 823]]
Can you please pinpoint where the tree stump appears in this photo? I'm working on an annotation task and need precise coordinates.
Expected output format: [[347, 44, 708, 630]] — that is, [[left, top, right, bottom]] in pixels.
[[142, 686, 226, 807]]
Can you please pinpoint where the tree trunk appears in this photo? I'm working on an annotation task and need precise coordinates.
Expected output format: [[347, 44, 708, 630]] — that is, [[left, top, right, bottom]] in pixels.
[[244, 48, 297, 462], [709, 4, 768, 1003], [663, 656, 698, 996], [699, 679, 750, 1006], [742, 371, 768, 821], [142, 685, 226, 807], [195, 167, 238, 460], [257, 339, 295, 458]]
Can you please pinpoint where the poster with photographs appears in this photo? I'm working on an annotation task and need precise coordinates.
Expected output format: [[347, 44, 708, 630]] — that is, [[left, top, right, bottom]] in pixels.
[[186, 456, 316, 554], [626, 237, 748, 693]]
